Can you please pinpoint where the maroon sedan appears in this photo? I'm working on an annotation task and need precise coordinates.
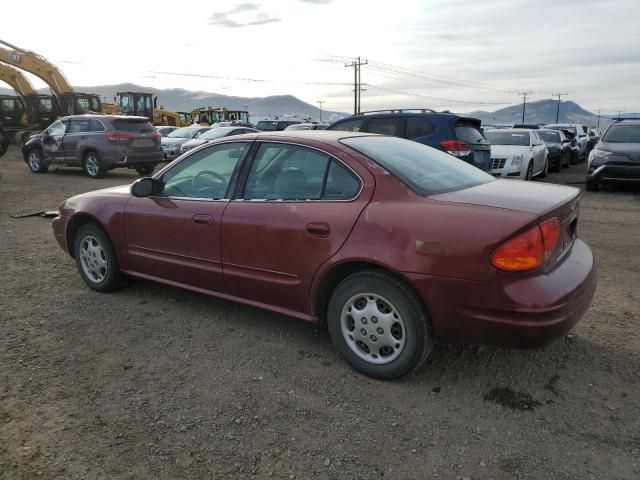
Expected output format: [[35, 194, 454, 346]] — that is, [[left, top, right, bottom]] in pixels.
[[52, 132, 596, 379]]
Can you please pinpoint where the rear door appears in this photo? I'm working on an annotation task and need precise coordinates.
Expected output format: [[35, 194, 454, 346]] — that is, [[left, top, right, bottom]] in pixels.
[[454, 119, 491, 171], [62, 118, 91, 163], [221, 141, 374, 315]]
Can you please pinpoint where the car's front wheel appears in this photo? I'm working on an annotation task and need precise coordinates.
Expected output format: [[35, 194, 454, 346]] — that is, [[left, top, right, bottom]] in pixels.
[[539, 157, 549, 178], [327, 270, 433, 379], [525, 161, 533, 180], [73, 223, 123, 292], [26, 148, 48, 173]]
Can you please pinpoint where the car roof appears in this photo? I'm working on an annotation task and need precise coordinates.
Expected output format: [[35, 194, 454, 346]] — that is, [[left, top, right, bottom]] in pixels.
[[210, 130, 377, 145], [487, 128, 533, 133], [613, 119, 640, 124], [60, 114, 150, 121]]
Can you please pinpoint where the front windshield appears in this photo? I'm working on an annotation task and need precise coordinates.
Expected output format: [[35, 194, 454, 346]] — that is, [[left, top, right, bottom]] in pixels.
[[602, 124, 640, 143], [341, 136, 493, 196], [538, 131, 561, 143], [168, 127, 202, 139], [199, 128, 235, 140], [485, 131, 530, 146]]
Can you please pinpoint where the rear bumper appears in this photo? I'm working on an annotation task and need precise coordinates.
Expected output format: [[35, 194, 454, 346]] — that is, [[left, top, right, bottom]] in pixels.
[[102, 149, 162, 167], [405, 239, 596, 348], [587, 163, 640, 183]]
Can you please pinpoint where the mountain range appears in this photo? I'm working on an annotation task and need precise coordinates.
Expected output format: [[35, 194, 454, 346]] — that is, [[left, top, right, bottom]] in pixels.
[[0, 83, 616, 127]]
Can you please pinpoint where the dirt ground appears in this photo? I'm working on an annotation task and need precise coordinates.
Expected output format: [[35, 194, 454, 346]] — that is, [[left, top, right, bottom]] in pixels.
[[0, 145, 638, 480]]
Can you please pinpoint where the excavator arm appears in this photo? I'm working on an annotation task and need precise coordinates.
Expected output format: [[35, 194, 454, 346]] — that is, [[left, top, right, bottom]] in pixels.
[[0, 61, 38, 96], [0, 39, 101, 116]]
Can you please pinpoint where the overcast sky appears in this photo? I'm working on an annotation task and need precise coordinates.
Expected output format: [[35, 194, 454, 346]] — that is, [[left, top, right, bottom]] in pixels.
[[1, 0, 639, 114]]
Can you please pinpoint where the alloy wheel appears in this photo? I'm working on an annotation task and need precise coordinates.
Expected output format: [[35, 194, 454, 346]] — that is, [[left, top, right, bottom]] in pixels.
[[79, 235, 108, 283]]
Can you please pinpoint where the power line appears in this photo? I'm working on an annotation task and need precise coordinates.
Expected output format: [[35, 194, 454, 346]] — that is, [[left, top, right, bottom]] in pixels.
[[345, 57, 367, 114], [366, 84, 512, 106], [519, 91, 532, 123], [148, 70, 351, 87], [552, 92, 568, 123]]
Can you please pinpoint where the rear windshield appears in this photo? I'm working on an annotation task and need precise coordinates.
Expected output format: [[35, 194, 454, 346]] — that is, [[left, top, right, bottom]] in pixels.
[[547, 125, 577, 135], [112, 120, 155, 133], [341, 136, 493, 195], [485, 131, 530, 146], [167, 127, 203, 138], [455, 123, 486, 144], [538, 131, 562, 142], [602, 124, 640, 143], [199, 128, 236, 140], [256, 121, 277, 131]]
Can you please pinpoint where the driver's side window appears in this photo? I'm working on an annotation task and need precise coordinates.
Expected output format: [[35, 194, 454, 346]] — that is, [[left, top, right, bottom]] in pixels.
[[160, 142, 249, 199], [47, 120, 67, 136]]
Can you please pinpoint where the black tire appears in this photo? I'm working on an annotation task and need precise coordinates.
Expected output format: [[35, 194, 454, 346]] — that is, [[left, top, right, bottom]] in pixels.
[[83, 150, 106, 179], [562, 152, 571, 168], [539, 157, 548, 178], [585, 180, 600, 192], [525, 161, 533, 181], [327, 270, 433, 380], [26, 148, 49, 173], [135, 164, 156, 176], [73, 223, 123, 292], [570, 151, 580, 165]]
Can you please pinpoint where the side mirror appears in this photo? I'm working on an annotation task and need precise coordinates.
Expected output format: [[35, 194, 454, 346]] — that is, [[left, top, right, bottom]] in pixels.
[[131, 177, 162, 197]]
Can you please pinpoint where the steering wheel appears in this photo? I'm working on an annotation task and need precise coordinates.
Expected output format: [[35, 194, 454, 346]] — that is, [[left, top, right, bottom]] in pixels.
[[192, 170, 227, 191]]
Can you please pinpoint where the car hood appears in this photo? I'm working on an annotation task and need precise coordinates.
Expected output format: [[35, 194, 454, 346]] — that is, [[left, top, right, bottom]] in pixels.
[[69, 185, 132, 202], [597, 141, 640, 158], [489, 145, 530, 157], [162, 137, 188, 146], [432, 179, 579, 216]]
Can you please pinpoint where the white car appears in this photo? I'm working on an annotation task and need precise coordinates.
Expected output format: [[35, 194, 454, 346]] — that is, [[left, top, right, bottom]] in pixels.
[[545, 123, 588, 160], [485, 129, 549, 180], [160, 126, 211, 160]]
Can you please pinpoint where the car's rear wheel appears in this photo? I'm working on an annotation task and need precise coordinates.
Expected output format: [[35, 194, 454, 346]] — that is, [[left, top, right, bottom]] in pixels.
[[135, 164, 155, 176], [73, 223, 123, 292], [83, 150, 106, 179], [26, 148, 48, 173], [327, 270, 432, 379]]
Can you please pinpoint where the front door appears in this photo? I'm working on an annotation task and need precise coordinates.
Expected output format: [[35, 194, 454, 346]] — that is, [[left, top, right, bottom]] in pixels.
[[41, 119, 68, 163], [123, 141, 251, 293], [221, 142, 373, 315]]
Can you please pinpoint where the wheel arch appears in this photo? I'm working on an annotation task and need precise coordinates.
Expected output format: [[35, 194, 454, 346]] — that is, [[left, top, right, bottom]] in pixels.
[[312, 260, 428, 324], [66, 213, 111, 259]]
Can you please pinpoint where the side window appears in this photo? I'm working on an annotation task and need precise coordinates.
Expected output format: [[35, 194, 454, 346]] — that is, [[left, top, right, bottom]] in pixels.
[[161, 142, 249, 199], [406, 118, 435, 139], [324, 161, 360, 199], [365, 118, 404, 136], [328, 118, 364, 132], [68, 119, 90, 134], [90, 120, 106, 132], [1, 98, 16, 112], [244, 144, 330, 200], [47, 120, 67, 136]]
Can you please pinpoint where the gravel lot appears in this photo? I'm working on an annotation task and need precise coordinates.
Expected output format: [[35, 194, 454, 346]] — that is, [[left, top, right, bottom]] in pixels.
[[1, 146, 639, 480]]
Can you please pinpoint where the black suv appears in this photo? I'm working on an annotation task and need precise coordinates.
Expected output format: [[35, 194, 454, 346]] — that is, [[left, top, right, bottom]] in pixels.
[[587, 119, 640, 191], [22, 115, 162, 178], [326, 110, 491, 171]]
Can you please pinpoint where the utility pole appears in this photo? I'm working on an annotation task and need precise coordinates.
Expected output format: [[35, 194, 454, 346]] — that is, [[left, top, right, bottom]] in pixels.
[[597, 109, 601, 128], [345, 56, 367, 115], [317, 100, 325, 122], [552, 92, 567, 123], [519, 91, 532, 123]]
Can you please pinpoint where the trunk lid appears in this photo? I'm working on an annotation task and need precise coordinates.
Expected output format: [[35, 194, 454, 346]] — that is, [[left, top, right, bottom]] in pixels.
[[432, 179, 581, 270], [454, 118, 491, 172]]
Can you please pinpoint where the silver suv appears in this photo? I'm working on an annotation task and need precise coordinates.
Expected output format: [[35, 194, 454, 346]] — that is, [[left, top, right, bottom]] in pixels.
[[22, 115, 162, 178]]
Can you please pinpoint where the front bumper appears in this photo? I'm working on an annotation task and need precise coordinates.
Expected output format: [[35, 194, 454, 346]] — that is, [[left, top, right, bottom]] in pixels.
[[587, 162, 640, 184], [52, 213, 70, 254], [405, 239, 596, 348]]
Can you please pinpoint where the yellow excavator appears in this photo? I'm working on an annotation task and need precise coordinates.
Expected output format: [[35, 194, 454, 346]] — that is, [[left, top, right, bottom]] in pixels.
[[116, 91, 191, 127], [0, 38, 102, 121], [0, 61, 57, 143], [192, 106, 251, 126]]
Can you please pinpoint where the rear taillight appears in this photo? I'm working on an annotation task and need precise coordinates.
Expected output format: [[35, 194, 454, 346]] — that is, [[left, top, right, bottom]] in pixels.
[[440, 140, 471, 157], [106, 132, 133, 142], [491, 217, 560, 272]]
